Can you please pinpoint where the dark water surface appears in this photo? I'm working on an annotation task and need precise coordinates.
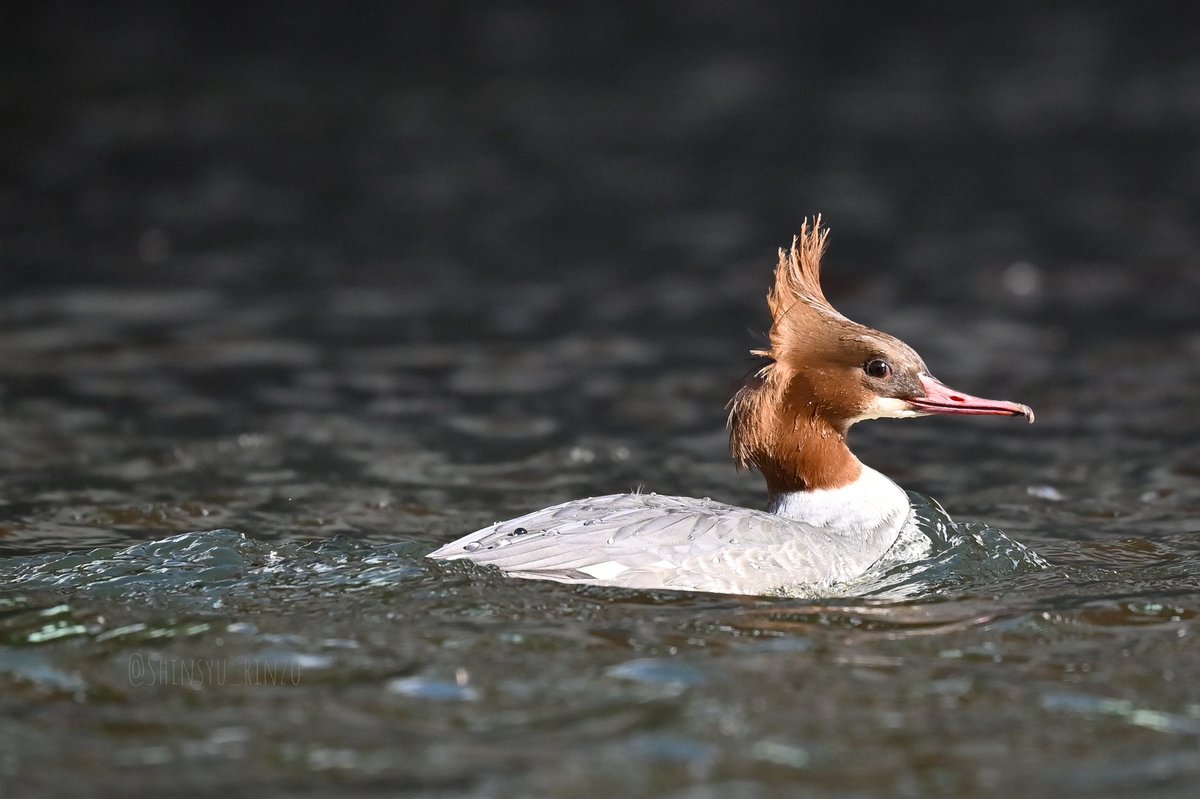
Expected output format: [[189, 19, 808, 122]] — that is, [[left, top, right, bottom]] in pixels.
[[3, 3, 1200, 797]]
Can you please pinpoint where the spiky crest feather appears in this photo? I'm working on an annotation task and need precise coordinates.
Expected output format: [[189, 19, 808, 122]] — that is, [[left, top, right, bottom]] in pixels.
[[728, 216, 861, 491], [753, 215, 840, 360]]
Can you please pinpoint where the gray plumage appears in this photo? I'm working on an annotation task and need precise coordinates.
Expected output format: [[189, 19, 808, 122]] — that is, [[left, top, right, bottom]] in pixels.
[[429, 489, 910, 595]]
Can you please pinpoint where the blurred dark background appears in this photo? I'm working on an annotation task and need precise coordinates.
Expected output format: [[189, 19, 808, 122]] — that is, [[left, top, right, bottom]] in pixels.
[[5, 2, 1199, 310], [1, 1, 1199, 550]]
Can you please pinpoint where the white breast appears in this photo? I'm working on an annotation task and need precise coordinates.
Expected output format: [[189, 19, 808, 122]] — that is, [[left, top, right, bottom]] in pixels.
[[767, 465, 909, 533]]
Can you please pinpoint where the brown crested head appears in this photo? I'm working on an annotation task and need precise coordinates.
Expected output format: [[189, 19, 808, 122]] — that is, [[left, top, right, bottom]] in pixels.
[[728, 217, 1032, 494]]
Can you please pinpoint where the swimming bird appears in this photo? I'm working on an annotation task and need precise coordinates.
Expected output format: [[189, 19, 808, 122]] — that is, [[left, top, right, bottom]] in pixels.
[[429, 218, 1033, 595]]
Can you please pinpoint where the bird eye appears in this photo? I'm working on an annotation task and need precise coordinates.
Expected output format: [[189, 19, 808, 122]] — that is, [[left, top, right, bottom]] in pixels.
[[864, 359, 892, 379]]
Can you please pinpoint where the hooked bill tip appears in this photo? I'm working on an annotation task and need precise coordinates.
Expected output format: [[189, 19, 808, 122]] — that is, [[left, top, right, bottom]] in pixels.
[[913, 374, 1036, 424]]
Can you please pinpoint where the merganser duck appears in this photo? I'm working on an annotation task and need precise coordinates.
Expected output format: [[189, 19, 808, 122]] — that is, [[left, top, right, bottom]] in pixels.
[[429, 218, 1033, 595]]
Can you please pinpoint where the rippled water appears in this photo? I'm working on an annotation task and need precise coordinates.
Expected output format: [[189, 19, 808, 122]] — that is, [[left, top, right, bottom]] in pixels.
[[4, 497, 1200, 796], [5, 3, 1200, 797]]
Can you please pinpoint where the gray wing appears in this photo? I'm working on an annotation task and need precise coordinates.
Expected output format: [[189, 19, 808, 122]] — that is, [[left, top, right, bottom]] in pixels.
[[428, 493, 858, 594]]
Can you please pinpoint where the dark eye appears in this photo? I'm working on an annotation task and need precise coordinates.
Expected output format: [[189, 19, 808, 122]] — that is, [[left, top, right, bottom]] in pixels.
[[864, 359, 892, 379]]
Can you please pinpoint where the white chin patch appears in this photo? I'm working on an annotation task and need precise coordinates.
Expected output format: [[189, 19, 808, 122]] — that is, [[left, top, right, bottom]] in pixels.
[[851, 396, 925, 423]]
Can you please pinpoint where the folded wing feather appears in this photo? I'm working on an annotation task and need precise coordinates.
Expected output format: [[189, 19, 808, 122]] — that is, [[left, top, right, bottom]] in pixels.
[[429, 493, 854, 594]]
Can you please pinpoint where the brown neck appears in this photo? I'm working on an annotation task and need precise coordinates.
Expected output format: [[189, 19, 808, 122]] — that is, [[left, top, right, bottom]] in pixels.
[[757, 414, 862, 494], [730, 374, 864, 493]]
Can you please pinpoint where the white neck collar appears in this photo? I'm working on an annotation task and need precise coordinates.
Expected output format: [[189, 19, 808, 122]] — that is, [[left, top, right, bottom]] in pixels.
[[768, 464, 910, 543]]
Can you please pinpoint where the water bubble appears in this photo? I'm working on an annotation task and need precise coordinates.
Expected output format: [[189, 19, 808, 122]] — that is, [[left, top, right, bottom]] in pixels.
[[463, 542, 482, 552], [1026, 485, 1064, 502], [513, 527, 527, 535], [568, 446, 595, 464]]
